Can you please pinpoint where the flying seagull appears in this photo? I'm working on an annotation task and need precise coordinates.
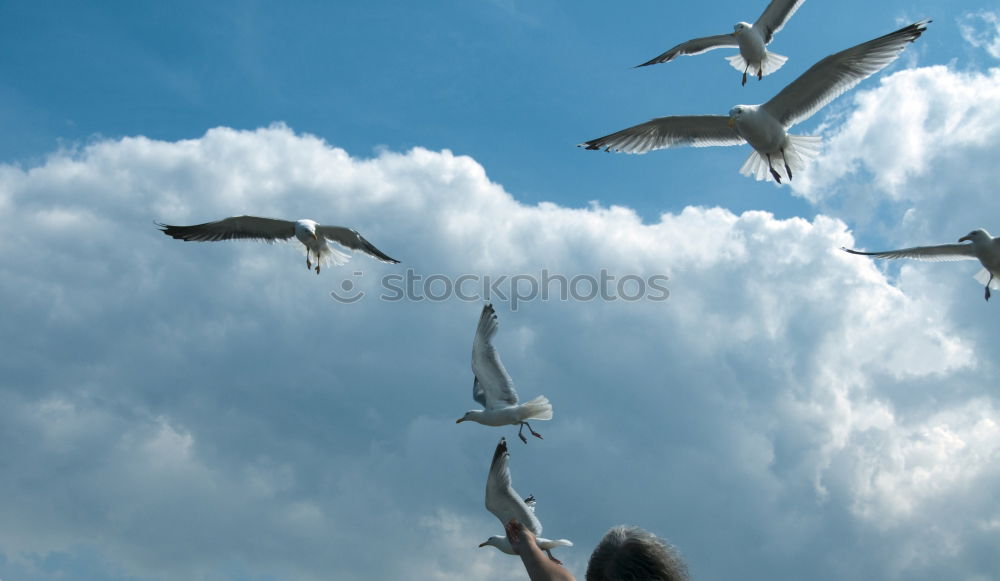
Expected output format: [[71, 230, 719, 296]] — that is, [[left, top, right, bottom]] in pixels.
[[583, 20, 929, 184], [843, 229, 1000, 301], [481, 438, 572, 564], [456, 304, 552, 443], [157, 216, 399, 273], [637, 0, 806, 86]]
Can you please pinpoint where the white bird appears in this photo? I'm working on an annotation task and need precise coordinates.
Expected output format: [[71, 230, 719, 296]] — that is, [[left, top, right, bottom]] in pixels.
[[456, 304, 553, 443], [481, 438, 573, 564], [157, 216, 399, 273], [583, 20, 929, 184], [842, 229, 1000, 301], [637, 0, 806, 86]]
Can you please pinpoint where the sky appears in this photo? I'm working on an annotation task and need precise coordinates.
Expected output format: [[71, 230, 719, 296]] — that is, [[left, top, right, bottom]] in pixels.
[[1, 1, 1000, 580]]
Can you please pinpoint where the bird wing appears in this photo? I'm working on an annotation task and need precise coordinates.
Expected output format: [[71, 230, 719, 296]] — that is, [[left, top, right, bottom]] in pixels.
[[636, 34, 738, 67], [156, 216, 296, 242], [486, 438, 543, 536], [472, 304, 519, 409], [842, 243, 978, 262], [315, 225, 400, 264], [753, 0, 806, 44], [580, 115, 743, 154], [762, 20, 929, 128]]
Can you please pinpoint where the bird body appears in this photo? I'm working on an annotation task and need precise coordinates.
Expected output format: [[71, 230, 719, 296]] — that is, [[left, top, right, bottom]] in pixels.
[[456, 304, 553, 443], [637, 0, 804, 85], [588, 20, 930, 184], [842, 229, 1000, 300], [157, 215, 399, 273], [481, 438, 572, 563]]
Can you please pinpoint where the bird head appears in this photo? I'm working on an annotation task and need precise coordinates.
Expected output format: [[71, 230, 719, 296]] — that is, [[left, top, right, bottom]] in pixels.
[[456, 411, 476, 423], [727, 106, 748, 128], [479, 536, 508, 550], [733, 22, 751, 35], [959, 229, 989, 243]]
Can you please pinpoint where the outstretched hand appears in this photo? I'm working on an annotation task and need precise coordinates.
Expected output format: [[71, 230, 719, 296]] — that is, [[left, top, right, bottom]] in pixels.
[[504, 518, 537, 556]]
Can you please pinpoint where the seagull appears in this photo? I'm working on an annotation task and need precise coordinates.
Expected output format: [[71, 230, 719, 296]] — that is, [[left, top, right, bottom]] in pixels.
[[842, 229, 1000, 301], [481, 438, 573, 564], [157, 216, 399, 273], [583, 20, 929, 184], [456, 304, 553, 443], [637, 0, 806, 86]]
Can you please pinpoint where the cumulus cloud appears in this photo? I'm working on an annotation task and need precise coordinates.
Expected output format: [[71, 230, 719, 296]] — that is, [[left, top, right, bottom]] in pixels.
[[0, 125, 997, 581]]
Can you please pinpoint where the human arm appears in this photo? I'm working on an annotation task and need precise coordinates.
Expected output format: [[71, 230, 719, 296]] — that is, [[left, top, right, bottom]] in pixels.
[[505, 519, 576, 581]]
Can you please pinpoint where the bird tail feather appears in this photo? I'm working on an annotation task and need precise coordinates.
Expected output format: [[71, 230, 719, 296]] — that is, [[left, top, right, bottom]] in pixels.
[[319, 245, 351, 267], [739, 134, 822, 182], [519, 395, 553, 421], [973, 268, 1000, 289], [725, 51, 788, 77]]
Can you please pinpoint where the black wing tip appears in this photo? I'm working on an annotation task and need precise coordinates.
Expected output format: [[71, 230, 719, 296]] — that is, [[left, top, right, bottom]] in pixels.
[[841, 247, 872, 256], [579, 141, 605, 151], [492, 437, 509, 466]]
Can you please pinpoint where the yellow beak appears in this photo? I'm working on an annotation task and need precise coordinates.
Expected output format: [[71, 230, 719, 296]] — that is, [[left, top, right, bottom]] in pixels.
[[727, 118, 735, 128]]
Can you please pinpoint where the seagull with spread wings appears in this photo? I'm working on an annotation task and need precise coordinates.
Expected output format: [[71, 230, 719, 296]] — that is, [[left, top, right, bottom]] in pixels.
[[584, 20, 929, 184], [637, 0, 806, 86], [481, 438, 572, 564], [456, 304, 552, 443], [843, 229, 1000, 301], [157, 216, 399, 273]]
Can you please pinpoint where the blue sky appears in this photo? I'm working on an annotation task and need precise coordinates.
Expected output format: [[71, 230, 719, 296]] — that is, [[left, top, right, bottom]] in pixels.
[[2, 1, 1000, 580]]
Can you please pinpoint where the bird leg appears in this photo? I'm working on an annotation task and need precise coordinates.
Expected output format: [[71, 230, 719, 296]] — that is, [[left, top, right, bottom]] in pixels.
[[316, 263, 321, 274], [742, 64, 749, 86], [766, 153, 782, 184], [758, 67, 763, 80], [518, 421, 543, 444], [986, 273, 993, 301], [545, 550, 563, 565], [781, 148, 793, 181]]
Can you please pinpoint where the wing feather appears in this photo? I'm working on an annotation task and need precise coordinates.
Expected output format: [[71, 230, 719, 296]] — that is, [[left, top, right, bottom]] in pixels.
[[157, 216, 296, 242], [485, 438, 543, 536], [472, 304, 519, 409], [763, 20, 929, 128], [754, 0, 807, 44], [580, 115, 743, 154], [842, 243, 978, 262], [636, 34, 738, 67], [315, 225, 400, 264]]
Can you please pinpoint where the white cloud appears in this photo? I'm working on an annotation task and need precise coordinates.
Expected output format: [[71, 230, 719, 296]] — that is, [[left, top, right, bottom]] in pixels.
[[0, 125, 997, 580], [959, 11, 1000, 59]]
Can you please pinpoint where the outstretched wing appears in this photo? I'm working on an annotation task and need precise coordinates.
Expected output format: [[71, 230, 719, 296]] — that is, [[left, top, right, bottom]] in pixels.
[[841, 243, 977, 262], [316, 225, 400, 264], [157, 216, 296, 242], [580, 115, 743, 154], [472, 304, 519, 409], [754, 0, 806, 44], [485, 438, 543, 536], [763, 20, 929, 128], [636, 34, 738, 67]]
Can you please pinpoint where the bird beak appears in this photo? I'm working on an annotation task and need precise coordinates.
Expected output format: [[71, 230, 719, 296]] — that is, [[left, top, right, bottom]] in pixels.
[[312, 233, 318, 240], [455, 418, 464, 423], [478, 542, 488, 548], [727, 118, 735, 128], [959, 235, 970, 242]]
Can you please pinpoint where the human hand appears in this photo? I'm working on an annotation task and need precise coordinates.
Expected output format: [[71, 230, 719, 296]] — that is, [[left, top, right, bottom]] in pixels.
[[504, 518, 537, 556]]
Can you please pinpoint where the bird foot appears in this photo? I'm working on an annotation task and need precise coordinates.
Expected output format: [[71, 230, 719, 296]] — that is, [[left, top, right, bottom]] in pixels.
[[986, 287, 991, 301], [518, 431, 528, 444], [784, 161, 793, 181], [741, 72, 747, 86], [546, 550, 563, 565], [758, 68, 763, 80], [769, 167, 782, 184], [530, 429, 543, 440]]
